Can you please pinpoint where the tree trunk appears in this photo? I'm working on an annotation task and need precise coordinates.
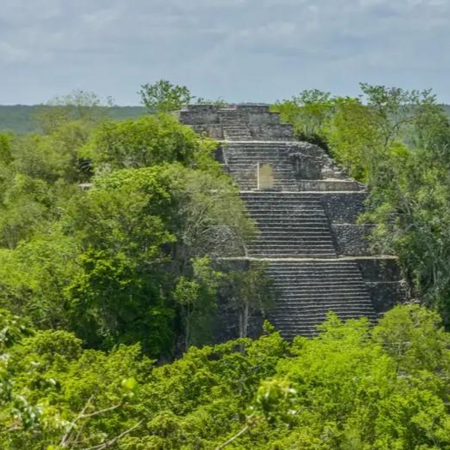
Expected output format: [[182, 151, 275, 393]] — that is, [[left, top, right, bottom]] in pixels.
[[239, 302, 249, 339]]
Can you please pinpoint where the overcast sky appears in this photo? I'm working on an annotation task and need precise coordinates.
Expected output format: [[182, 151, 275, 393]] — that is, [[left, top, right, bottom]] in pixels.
[[1, 0, 449, 105]]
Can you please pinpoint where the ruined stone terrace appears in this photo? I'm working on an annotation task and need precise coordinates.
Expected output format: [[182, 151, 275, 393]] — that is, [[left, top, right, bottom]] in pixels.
[[179, 104, 405, 339]]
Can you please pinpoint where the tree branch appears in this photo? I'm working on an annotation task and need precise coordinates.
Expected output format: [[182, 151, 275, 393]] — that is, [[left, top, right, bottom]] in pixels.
[[83, 420, 143, 450], [60, 395, 94, 447], [215, 425, 249, 450]]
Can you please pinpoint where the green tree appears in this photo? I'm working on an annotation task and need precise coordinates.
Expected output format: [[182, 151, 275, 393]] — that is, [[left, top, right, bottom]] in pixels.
[[221, 261, 274, 339], [64, 178, 175, 354], [0, 133, 13, 166], [173, 256, 223, 349], [3, 305, 450, 449], [139, 80, 192, 113], [82, 114, 217, 172], [0, 232, 79, 327], [272, 89, 334, 147], [324, 96, 383, 181], [34, 89, 113, 134]]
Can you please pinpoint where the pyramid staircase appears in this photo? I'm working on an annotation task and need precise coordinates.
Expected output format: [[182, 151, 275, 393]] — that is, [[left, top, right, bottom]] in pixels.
[[267, 260, 377, 338], [226, 142, 299, 191], [220, 109, 253, 141], [180, 105, 383, 339], [241, 192, 336, 258]]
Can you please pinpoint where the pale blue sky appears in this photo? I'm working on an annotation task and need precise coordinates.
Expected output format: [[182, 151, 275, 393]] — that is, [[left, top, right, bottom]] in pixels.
[[1, 0, 449, 105]]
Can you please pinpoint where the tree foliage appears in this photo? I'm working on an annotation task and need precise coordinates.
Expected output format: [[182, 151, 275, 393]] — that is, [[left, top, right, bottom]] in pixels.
[[272, 89, 334, 148], [2, 305, 450, 449], [0, 99, 257, 358], [34, 90, 114, 134], [276, 84, 450, 324], [139, 80, 192, 113]]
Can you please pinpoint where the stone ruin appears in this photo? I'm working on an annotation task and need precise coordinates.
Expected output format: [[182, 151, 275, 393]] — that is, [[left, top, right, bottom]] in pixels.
[[179, 104, 406, 340]]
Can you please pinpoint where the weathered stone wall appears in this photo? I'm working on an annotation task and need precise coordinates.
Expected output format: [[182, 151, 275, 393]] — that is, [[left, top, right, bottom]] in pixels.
[[178, 105, 295, 141], [177, 105, 220, 125], [322, 192, 367, 223], [355, 258, 407, 314], [331, 224, 373, 256], [320, 193, 374, 256], [251, 124, 295, 141]]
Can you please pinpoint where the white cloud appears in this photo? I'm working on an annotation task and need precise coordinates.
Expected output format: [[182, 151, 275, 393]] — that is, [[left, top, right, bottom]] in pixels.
[[0, 42, 29, 63], [0, 0, 449, 104]]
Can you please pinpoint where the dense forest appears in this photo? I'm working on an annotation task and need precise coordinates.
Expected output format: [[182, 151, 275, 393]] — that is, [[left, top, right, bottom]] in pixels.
[[2, 81, 450, 449]]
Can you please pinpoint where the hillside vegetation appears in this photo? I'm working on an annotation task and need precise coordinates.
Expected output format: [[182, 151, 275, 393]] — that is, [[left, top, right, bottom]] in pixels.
[[1, 82, 450, 449], [0, 105, 146, 134], [0, 98, 449, 135]]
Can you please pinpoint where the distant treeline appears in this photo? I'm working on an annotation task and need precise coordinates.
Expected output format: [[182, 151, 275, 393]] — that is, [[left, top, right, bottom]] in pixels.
[[1, 103, 450, 135], [0, 105, 147, 134]]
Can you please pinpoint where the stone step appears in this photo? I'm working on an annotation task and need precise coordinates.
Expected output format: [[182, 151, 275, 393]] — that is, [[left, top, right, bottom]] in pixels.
[[241, 192, 324, 197], [242, 197, 325, 202], [251, 214, 327, 219], [268, 273, 363, 279], [272, 296, 373, 304], [227, 155, 292, 159], [268, 267, 362, 271], [272, 280, 367, 287], [246, 203, 324, 208], [271, 318, 376, 328], [271, 310, 376, 319], [273, 306, 372, 314], [267, 264, 361, 270], [272, 318, 376, 326], [258, 240, 334, 246], [272, 283, 365, 289], [262, 257, 376, 338], [243, 194, 323, 199], [249, 251, 338, 257], [250, 243, 336, 249], [249, 242, 335, 247], [268, 270, 363, 276], [270, 310, 377, 320], [246, 201, 324, 206], [250, 218, 328, 224], [254, 224, 331, 229], [228, 164, 294, 169], [259, 229, 332, 234], [247, 208, 323, 212], [273, 301, 372, 308], [274, 295, 371, 301], [252, 233, 334, 238], [269, 276, 364, 281], [249, 212, 327, 218], [255, 231, 332, 236], [248, 202, 325, 206], [228, 156, 289, 160], [228, 160, 292, 165], [247, 207, 325, 212], [252, 218, 329, 223], [250, 253, 337, 258], [278, 293, 370, 299], [248, 204, 325, 208]]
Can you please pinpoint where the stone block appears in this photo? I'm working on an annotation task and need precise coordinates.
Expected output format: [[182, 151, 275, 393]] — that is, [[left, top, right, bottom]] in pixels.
[[332, 224, 373, 256]]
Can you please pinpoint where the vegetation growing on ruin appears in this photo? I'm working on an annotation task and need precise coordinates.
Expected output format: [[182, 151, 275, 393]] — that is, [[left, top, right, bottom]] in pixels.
[[2, 82, 450, 448], [275, 84, 450, 326]]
